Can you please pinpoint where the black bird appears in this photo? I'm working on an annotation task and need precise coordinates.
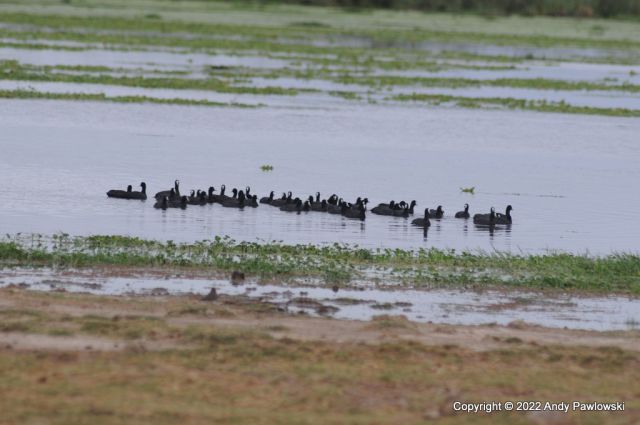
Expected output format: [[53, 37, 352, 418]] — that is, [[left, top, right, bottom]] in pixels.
[[455, 204, 470, 219], [222, 190, 245, 208], [244, 193, 259, 208], [429, 205, 444, 219], [210, 184, 230, 204], [496, 205, 513, 225], [206, 187, 217, 203], [107, 182, 147, 200], [153, 196, 168, 210], [327, 199, 344, 214], [411, 208, 431, 228], [308, 196, 327, 212], [154, 180, 179, 200], [371, 200, 395, 215], [260, 191, 275, 205], [271, 191, 293, 207], [406, 200, 416, 215], [341, 203, 365, 220], [280, 198, 305, 213], [166, 195, 188, 209], [187, 190, 207, 205], [473, 207, 496, 226]]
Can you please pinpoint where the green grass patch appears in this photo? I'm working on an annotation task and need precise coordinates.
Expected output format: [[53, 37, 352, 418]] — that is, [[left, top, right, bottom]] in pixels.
[[392, 93, 640, 117], [0, 89, 259, 108], [1, 234, 639, 293]]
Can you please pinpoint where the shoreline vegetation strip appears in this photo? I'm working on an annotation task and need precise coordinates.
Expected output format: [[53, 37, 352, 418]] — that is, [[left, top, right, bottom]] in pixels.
[[0, 89, 260, 108], [1, 235, 639, 293]]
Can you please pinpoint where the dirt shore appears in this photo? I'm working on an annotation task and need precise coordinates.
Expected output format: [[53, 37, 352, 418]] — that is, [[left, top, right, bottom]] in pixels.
[[1, 286, 639, 424]]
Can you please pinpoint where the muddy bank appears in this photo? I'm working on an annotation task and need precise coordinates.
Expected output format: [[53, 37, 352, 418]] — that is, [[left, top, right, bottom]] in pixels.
[[1, 266, 639, 332]]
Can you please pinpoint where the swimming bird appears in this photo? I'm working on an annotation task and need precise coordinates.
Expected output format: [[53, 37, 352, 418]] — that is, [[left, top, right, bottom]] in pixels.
[[167, 195, 188, 209], [327, 199, 344, 214], [371, 200, 396, 216], [312, 199, 328, 212], [280, 198, 305, 213], [206, 187, 217, 203], [209, 184, 230, 204], [455, 204, 470, 219], [260, 191, 275, 205], [271, 191, 293, 207], [308, 196, 327, 212], [154, 180, 179, 200], [496, 205, 513, 225], [341, 203, 365, 220], [411, 208, 431, 228], [153, 196, 168, 210], [222, 190, 246, 208], [244, 194, 259, 208], [187, 190, 207, 205], [429, 205, 444, 219], [473, 207, 496, 226], [107, 182, 147, 200]]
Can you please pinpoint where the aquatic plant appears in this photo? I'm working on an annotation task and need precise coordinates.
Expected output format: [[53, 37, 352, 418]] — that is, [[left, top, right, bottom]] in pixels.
[[1, 234, 639, 294], [260, 164, 274, 172], [460, 187, 475, 194], [392, 93, 640, 118], [0, 89, 260, 109]]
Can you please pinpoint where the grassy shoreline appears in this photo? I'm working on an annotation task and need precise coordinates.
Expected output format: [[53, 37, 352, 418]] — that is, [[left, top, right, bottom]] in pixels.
[[2, 234, 639, 294]]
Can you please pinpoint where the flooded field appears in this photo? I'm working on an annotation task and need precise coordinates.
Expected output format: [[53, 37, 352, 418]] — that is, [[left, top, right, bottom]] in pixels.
[[0, 2, 638, 259], [2, 3, 640, 423]]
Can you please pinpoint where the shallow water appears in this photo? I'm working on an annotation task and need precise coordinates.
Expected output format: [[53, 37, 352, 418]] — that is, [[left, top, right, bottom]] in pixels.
[[381, 62, 640, 85], [1, 98, 638, 254], [0, 46, 288, 71], [303, 36, 640, 61], [1, 268, 638, 331]]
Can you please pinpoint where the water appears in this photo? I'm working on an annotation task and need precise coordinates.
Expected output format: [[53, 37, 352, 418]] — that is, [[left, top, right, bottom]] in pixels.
[[1, 98, 638, 254], [1, 267, 638, 331]]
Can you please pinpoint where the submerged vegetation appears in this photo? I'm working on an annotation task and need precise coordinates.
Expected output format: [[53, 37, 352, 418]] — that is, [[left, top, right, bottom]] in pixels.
[[1, 234, 639, 293]]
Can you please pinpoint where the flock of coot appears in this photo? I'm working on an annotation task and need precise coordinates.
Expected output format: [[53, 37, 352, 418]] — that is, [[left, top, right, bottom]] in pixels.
[[107, 180, 513, 227]]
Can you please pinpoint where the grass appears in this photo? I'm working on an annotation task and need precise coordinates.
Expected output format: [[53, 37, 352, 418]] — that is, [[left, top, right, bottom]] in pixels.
[[0, 60, 301, 96], [460, 187, 476, 194], [2, 9, 640, 51], [0, 89, 259, 108], [331, 74, 640, 93], [0, 288, 638, 424], [1, 234, 639, 293], [392, 93, 640, 117]]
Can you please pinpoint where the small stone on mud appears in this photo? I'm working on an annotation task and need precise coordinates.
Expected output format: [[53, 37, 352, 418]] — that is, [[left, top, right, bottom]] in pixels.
[[201, 288, 218, 301]]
